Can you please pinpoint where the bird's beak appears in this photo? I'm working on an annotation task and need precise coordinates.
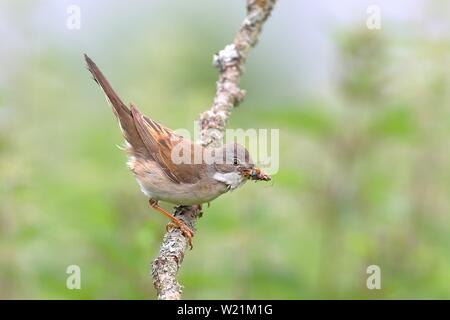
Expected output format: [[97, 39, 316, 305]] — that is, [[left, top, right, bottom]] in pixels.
[[241, 167, 271, 181]]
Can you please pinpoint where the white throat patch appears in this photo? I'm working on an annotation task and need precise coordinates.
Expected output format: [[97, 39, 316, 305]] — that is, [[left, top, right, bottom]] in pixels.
[[213, 171, 246, 190]]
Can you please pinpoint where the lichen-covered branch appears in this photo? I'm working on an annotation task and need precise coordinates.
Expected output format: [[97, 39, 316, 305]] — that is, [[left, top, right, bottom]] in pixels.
[[151, 205, 202, 300], [151, 0, 277, 300], [199, 0, 277, 147]]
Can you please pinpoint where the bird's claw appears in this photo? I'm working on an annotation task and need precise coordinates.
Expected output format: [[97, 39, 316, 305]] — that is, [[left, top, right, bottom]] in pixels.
[[166, 221, 194, 250]]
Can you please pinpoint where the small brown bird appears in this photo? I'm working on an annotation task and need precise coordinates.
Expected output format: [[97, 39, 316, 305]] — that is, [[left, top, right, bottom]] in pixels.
[[84, 54, 270, 247]]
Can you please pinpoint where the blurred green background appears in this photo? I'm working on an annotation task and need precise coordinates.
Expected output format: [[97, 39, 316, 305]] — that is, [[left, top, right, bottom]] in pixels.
[[1, 0, 450, 299]]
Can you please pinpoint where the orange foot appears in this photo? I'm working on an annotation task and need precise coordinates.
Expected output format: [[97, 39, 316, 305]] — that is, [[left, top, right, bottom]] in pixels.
[[149, 199, 194, 249], [166, 221, 194, 250]]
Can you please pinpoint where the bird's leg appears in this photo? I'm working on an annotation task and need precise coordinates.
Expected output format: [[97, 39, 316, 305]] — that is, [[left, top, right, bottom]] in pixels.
[[148, 199, 194, 249]]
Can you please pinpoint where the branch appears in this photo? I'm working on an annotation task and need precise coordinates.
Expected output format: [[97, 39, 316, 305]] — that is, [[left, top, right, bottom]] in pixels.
[[151, 0, 277, 300]]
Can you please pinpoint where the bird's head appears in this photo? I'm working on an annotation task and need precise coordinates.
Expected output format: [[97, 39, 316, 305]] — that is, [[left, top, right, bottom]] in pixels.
[[211, 143, 271, 190]]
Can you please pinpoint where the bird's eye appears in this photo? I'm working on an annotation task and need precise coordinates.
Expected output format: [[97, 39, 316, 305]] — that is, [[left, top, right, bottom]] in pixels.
[[233, 158, 239, 166]]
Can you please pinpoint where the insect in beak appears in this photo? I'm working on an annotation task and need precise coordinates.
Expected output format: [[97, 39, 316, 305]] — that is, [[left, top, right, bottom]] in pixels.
[[241, 167, 271, 181]]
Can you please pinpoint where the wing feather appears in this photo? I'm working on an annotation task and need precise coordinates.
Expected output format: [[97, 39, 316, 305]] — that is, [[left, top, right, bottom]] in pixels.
[[130, 104, 202, 184]]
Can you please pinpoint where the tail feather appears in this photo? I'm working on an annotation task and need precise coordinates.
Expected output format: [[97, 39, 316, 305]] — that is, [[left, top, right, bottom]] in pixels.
[[84, 54, 147, 156]]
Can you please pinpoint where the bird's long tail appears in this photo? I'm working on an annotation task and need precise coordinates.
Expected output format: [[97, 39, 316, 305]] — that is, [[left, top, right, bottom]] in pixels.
[[84, 54, 146, 156]]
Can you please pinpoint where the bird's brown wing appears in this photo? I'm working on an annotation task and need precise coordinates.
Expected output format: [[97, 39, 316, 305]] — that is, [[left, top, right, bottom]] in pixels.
[[130, 104, 202, 184]]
